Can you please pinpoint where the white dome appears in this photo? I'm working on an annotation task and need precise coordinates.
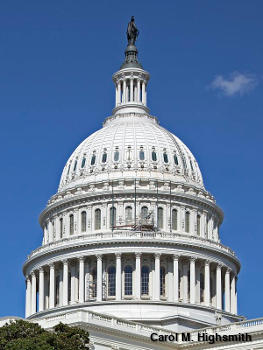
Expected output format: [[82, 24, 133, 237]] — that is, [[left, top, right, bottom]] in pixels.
[[58, 113, 204, 192]]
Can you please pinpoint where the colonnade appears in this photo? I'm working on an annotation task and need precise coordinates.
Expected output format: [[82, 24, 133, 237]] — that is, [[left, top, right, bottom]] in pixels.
[[25, 253, 237, 318], [115, 78, 147, 106]]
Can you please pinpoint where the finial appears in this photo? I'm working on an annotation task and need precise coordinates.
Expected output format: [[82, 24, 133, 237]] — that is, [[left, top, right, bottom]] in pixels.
[[126, 16, 139, 46]]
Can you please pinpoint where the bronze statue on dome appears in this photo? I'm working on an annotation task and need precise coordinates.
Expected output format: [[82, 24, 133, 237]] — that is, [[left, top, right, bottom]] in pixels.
[[127, 16, 139, 45]]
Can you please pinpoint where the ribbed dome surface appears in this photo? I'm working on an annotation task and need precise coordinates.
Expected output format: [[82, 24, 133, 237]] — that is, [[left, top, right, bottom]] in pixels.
[[58, 114, 204, 192]]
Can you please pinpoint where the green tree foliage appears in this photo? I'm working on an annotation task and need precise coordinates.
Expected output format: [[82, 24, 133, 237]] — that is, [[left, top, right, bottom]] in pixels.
[[0, 320, 89, 350]]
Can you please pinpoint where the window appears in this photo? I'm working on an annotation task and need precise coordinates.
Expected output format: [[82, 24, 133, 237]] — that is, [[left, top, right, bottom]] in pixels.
[[68, 271, 71, 302], [125, 206, 132, 223], [163, 152, 168, 163], [95, 209, 101, 230], [124, 265, 133, 295], [157, 207, 164, 229], [91, 269, 97, 298], [81, 157, 86, 168], [81, 211, 86, 232], [197, 215, 201, 236], [185, 212, 190, 233], [172, 209, 177, 230], [56, 275, 60, 306], [160, 267, 166, 296], [110, 207, 116, 228], [73, 160, 77, 171], [59, 218, 63, 238], [174, 154, 178, 165], [108, 266, 116, 297], [141, 266, 149, 295], [91, 154, 96, 165], [152, 150, 157, 161], [102, 151, 107, 163], [141, 206, 148, 219], [69, 214, 74, 235], [190, 160, 194, 171], [114, 150, 119, 161], [67, 164, 71, 175], [139, 148, 145, 160]]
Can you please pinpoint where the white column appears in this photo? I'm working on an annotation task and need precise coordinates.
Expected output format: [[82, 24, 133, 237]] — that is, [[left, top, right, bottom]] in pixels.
[[130, 78, 134, 102], [31, 272, 36, 314], [79, 257, 85, 303], [190, 258, 196, 304], [173, 255, 179, 302], [115, 84, 118, 106], [123, 80, 126, 103], [137, 79, 141, 102], [135, 253, 141, 299], [216, 264, 222, 309], [49, 263, 55, 309], [63, 260, 68, 306], [39, 268, 45, 312], [142, 81, 146, 105], [96, 255, 102, 302], [116, 253, 122, 300], [231, 273, 236, 314], [25, 276, 31, 317], [117, 81, 121, 105], [182, 262, 188, 303], [225, 269, 231, 312], [204, 261, 210, 306], [154, 254, 160, 300]]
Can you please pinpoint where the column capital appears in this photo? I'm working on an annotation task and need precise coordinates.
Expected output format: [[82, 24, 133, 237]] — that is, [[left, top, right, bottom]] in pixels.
[[135, 252, 142, 258], [226, 268, 231, 274], [39, 267, 44, 273], [190, 257, 196, 263], [26, 275, 30, 281], [31, 271, 36, 277], [79, 256, 85, 262], [154, 253, 161, 259], [217, 264, 223, 270], [205, 260, 210, 266], [115, 253, 122, 259], [96, 254, 102, 261], [62, 259, 68, 265], [49, 263, 55, 269], [173, 254, 180, 261]]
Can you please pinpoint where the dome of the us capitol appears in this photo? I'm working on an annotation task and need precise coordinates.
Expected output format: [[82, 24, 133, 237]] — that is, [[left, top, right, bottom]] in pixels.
[[58, 114, 204, 192], [23, 17, 242, 334]]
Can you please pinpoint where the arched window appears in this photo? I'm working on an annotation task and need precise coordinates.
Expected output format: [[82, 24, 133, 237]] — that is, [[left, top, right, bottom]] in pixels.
[[190, 160, 194, 171], [172, 209, 177, 230], [91, 154, 96, 165], [91, 269, 97, 298], [152, 150, 157, 161], [59, 218, 63, 238], [200, 272, 204, 302], [108, 266, 116, 297], [141, 206, 148, 219], [67, 164, 71, 175], [206, 216, 209, 237], [139, 148, 145, 160], [110, 207, 116, 228], [197, 215, 201, 236], [163, 152, 169, 163], [102, 152, 107, 163], [141, 266, 149, 295], [157, 207, 164, 229], [174, 154, 178, 165], [73, 160, 77, 171], [81, 157, 86, 168], [95, 209, 101, 230], [124, 265, 133, 295], [185, 212, 190, 233], [81, 211, 86, 232], [114, 150, 119, 161], [125, 206, 132, 224], [160, 267, 166, 297], [69, 214, 74, 235]]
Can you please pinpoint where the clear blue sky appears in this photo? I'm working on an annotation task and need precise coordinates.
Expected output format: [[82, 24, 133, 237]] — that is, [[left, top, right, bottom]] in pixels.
[[0, 0, 262, 320]]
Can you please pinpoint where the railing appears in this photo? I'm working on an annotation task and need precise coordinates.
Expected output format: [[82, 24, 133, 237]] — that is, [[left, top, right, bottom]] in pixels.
[[26, 230, 236, 261]]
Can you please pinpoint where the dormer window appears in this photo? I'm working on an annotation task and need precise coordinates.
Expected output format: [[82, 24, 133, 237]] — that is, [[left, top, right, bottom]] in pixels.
[[139, 147, 145, 161], [174, 154, 178, 165], [114, 149, 120, 161], [152, 148, 157, 161], [81, 157, 86, 168], [163, 152, 168, 163], [102, 150, 107, 163], [91, 153, 96, 165], [73, 160, 77, 171]]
